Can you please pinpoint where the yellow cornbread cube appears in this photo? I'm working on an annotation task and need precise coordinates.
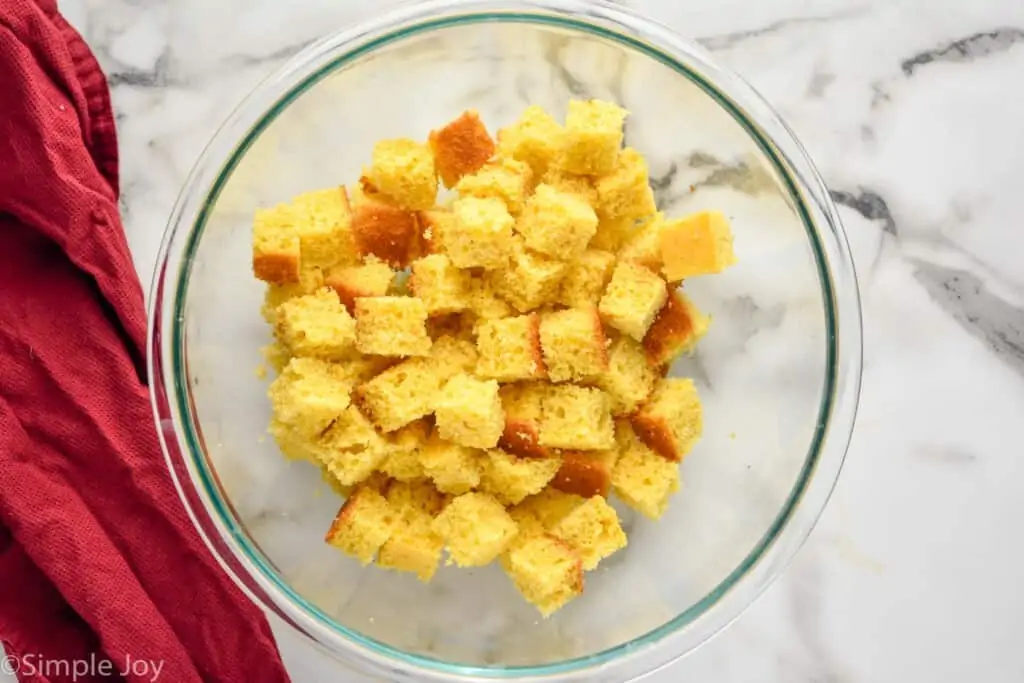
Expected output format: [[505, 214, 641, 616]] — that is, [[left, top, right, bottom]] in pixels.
[[539, 307, 609, 383], [354, 296, 431, 357], [558, 249, 616, 309], [357, 357, 440, 432], [366, 138, 438, 210], [429, 334, 480, 379], [504, 535, 584, 617], [292, 186, 357, 268], [409, 253, 473, 316], [618, 213, 666, 272], [560, 99, 628, 176], [595, 148, 657, 220], [612, 420, 680, 520], [643, 288, 710, 368], [475, 314, 546, 382], [539, 384, 615, 450], [598, 335, 658, 416], [418, 208, 451, 255], [497, 381, 551, 459], [432, 492, 519, 567], [419, 432, 486, 495], [659, 210, 738, 281], [468, 275, 515, 321], [589, 215, 639, 252], [325, 486, 398, 565], [378, 420, 431, 482], [379, 511, 445, 582], [325, 258, 394, 314], [516, 183, 598, 258], [262, 262, 326, 324], [551, 495, 627, 570], [513, 489, 584, 529], [268, 357, 352, 438], [385, 479, 448, 519], [318, 412, 391, 486], [630, 377, 703, 462], [540, 167, 599, 206], [496, 104, 564, 176], [435, 373, 505, 449], [599, 262, 668, 341], [276, 288, 356, 360], [446, 196, 515, 269], [253, 202, 301, 284], [455, 157, 534, 215], [479, 449, 562, 506], [488, 236, 567, 313]]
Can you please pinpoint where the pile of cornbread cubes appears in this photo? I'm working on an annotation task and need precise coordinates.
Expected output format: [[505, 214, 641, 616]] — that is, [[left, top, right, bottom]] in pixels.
[[252, 100, 736, 616]]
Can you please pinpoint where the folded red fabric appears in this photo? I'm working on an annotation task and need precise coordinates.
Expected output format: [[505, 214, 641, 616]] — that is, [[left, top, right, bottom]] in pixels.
[[0, 1, 291, 681]]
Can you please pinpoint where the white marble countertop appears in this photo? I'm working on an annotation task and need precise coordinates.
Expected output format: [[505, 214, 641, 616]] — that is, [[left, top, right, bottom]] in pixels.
[[5, 0, 1021, 681]]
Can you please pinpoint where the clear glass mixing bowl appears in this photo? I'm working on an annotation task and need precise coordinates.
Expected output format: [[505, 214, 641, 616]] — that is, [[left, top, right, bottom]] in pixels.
[[148, 1, 862, 681]]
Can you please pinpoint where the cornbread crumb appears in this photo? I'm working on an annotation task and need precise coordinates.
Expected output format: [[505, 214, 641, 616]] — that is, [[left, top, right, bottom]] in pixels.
[[292, 186, 357, 268], [598, 335, 658, 415], [455, 156, 534, 215], [475, 314, 546, 382], [539, 384, 615, 450], [498, 382, 550, 459], [435, 374, 505, 449], [355, 296, 431, 357], [447, 196, 515, 269], [480, 449, 561, 505], [539, 307, 608, 383], [419, 432, 486, 495], [351, 202, 421, 268], [325, 258, 394, 313], [269, 357, 352, 438], [504, 535, 583, 617], [430, 110, 495, 188], [643, 288, 710, 367], [325, 486, 397, 565], [357, 357, 440, 432], [410, 253, 473, 316], [551, 495, 627, 570], [561, 99, 627, 176], [631, 378, 703, 462], [612, 420, 680, 519], [276, 288, 356, 360], [496, 105, 564, 177], [599, 262, 668, 341], [366, 138, 437, 210], [551, 449, 618, 499], [432, 492, 519, 567], [659, 210, 737, 281], [558, 249, 616, 308], [253, 202, 301, 283], [594, 148, 656, 220], [516, 184, 598, 258]]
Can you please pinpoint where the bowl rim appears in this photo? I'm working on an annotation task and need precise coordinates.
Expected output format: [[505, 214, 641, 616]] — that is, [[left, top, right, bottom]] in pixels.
[[148, 1, 863, 681]]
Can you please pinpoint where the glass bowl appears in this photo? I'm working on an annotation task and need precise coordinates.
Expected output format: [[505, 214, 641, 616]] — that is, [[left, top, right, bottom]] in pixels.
[[148, 1, 862, 681]]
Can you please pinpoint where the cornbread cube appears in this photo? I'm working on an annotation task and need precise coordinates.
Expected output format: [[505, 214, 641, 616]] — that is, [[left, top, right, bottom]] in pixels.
[[435, 374, 504, 449], [539, 384, 615, 450], [479, 449, 561, 505], [539, 307, 608, 383], [561, 99, 628, 176], [357, 357, 440, 432], [418, 208, 451, 255], [332, 354, 397, 385], [455, 156, 534, 215], [385, 479, 447, 518], [513, 489, 584, 529], [488, 237, 567, 312], [419, 432, 486, 495], [496, 104, 564, 176], [631, 378, 703, 462], [429, 334, 480, 379], [325, 258, 394, 313], [262, 342, 292, 374], [409, 254, 473, 316], [430, 109, 496, 188], [516, 184, 598, 258], [551, 449, 619, 499], [598, 336, 658, 415], [262, 262, 326, 324], [253, 203, 301, 283], [506, 504, 547, 542], [269, 419, 314, 462], [540, 167, 599, 206], [269, 357, 352, 438], [319, 463, 351, 497], [590, 215, 638, 252], [432, 492, 519, 567], [612, 420, 680, 519], [558, 249, 616, 308], [318, 410, 391, 486], [551, 495, 627, 570], [594, 148, 657, 220], [351, 202, 421, 268], [366, 138, 437, 210], [618, 214, 665, 272], [599, 262, 668, 341], [498, 382, 550, 459], [446, 197, 515, 269], [475, 314, 546, 382], [379, 511, 445, 581], [325, 486, 398, 565], [275, 288, 356, 360], [643, 288, 710, 367], [659, 210, 738, 281], [292, 186, 357, 268], [354, 296, 431, 357], [378, 420, 431, 482], [469, 276, 514, 321], [504, 535, 583, 617]]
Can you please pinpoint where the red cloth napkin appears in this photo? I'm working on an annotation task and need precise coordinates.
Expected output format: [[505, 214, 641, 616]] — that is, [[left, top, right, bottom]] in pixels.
[[0, 1, 292, 681]]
